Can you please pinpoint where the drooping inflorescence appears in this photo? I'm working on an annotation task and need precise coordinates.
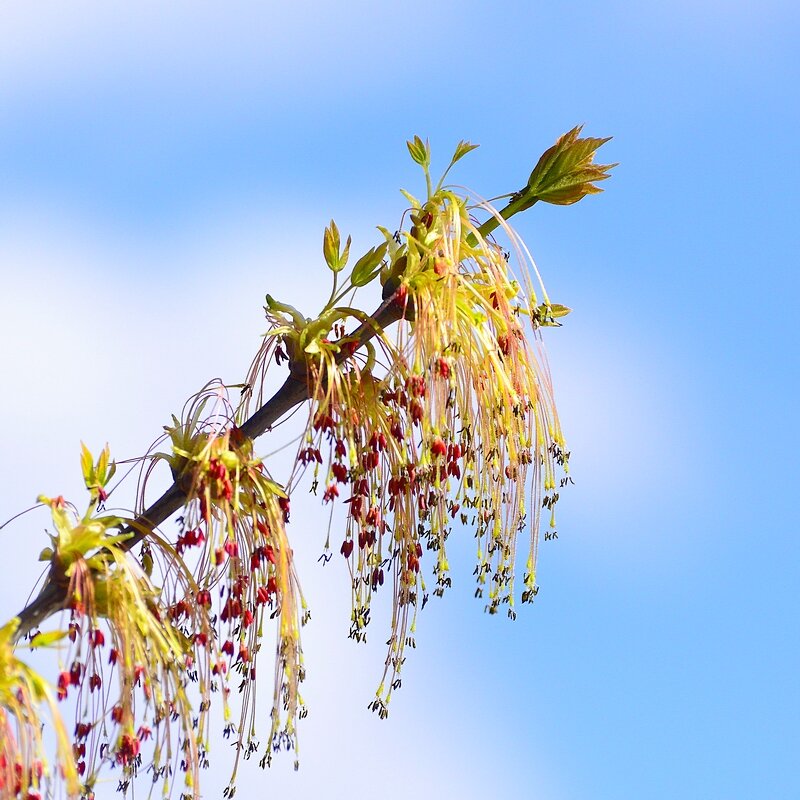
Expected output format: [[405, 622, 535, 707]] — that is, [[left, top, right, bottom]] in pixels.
[[1, 128, 613, 799], [158, 384, 307, 775], [0, 618, 79, 800]]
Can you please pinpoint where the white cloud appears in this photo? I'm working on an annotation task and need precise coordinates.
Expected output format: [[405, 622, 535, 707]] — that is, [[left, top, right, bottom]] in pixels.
[[0, 1, 465, 109], [530, 299, 703, 577]]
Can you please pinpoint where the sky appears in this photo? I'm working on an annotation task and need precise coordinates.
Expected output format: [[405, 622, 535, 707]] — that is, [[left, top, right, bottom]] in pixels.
[[1, 2, 799, 798]]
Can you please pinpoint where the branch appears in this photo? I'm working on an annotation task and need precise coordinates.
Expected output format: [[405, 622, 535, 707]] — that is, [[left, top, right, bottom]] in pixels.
[[13, 295, 406, 642], [12, 126, 614, 641]]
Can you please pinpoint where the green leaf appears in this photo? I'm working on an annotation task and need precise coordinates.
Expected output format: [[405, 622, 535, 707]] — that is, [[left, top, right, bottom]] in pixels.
[[406, 135, 430, 167], [324, 220, 350, 272], [399, 188, 422, 209], [264, 478, 288, 499], [525, 126, 616, 206], [0, 619, 20, 647], [30, 629, 68, 648], [80, 442, 93, 485], [141, 545, 154, 577], [97, 444, 110, 481], [340, 234, 352, 268], [451, 139, 479, 165], [533, 302, 573, 327], [351, 242, 388, 287], [264, 294, 306, 326], [549, 304, 572, 318], [376, 225, 394, 243]]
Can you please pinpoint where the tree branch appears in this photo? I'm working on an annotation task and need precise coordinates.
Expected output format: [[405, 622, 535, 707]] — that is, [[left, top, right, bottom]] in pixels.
[[13, 295, 406, 642]]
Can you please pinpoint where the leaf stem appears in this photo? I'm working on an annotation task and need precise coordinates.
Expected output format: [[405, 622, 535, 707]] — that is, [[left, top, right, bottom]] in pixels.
[[467, 193, 537, 247]]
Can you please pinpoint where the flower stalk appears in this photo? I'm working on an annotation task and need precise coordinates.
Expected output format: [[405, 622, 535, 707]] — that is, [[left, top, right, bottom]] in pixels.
[[4, 127, 613, 798]]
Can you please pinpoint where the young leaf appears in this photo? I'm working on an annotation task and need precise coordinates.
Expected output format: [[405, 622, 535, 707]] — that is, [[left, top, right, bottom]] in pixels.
[[399, 188, 422, 209], [351, 242, 389, 287], [525, 125, 616, 206], [30, 629, 68, 648], [549, 304, 572, 318], [340, 234, 352, 268], [406, 135, 430, 167], [534, 302, 573, 326], [38, 546, 54, 561], [80, 442, 93, 485], [141, 545, 154, 577], [451, 139, 479, 165], [324, 219, 349, 272], [97, 444, 109, 480]]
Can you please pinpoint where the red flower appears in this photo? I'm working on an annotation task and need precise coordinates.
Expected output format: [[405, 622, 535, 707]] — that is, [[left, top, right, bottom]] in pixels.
[[406, 375, 426, 398], [74, 722, 92, 739], [69, 662, 82, 686], [394, 282, 408, 308], [430, 436, 447, 458], [57, 671, 69, 700], [220, 597, 242, 622], [137, 726, 153, 741], [223, 539, 239, 558], [115, 733, 140, 765], [390, 419, 404, 441]]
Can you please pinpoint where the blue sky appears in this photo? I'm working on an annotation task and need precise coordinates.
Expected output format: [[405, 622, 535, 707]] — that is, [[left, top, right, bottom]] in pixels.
[[1, 2, 798, 798]]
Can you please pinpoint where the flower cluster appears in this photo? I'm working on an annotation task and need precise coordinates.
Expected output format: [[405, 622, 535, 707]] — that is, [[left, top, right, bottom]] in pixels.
[[1, 129, 612, 797], [36, 457, 205, 798], [0, 619, 78, 800], [246, 133, 608, 715], [382, 186, 568, 617], [159, 383, 307, 776]]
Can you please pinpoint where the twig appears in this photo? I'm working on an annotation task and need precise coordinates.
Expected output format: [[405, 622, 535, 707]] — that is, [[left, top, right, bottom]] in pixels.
[[13, 295, 405, 641]]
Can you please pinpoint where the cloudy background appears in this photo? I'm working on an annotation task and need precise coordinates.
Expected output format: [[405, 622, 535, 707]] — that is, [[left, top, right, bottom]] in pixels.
[[1, 2, 798, 798]]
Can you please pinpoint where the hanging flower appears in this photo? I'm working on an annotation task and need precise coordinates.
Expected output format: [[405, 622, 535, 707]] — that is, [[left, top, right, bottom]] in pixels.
[[158, 383, 307, 775], [0, 619, 79, 799]]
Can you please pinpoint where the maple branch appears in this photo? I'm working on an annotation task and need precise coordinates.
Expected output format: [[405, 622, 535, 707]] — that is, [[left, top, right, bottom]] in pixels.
[[13, 296, 405, 642], [13, 126, 615, 642]]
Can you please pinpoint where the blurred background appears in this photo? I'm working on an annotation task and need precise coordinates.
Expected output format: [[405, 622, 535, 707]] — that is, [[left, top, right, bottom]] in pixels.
[[1, 2, 798, 798]]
